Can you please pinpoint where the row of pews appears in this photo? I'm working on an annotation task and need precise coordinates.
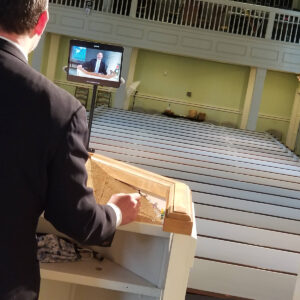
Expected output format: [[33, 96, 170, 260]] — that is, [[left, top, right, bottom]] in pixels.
[[89, 106, 300, 300]]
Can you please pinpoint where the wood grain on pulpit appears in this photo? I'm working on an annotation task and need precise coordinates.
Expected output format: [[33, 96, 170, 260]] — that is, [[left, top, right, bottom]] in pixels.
[[86, 153, 193, 235]]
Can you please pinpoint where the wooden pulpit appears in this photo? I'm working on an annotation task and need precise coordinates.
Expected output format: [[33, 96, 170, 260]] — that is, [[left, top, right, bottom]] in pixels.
[[38, 153, 197, 300]]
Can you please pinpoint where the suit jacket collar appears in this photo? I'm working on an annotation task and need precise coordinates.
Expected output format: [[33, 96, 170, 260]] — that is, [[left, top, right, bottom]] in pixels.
[[0, 38, 28, 64]]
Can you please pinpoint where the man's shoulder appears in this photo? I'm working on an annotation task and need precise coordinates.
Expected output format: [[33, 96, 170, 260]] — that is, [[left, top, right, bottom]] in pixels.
[[29, 66, 79, 106], [83, 59, 95, 67], [3, 54, 82, 121], [27, 68, 86, 134]]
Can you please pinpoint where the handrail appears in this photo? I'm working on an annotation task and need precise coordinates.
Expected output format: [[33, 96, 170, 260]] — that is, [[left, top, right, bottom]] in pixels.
[[49, 0, 300, 44]]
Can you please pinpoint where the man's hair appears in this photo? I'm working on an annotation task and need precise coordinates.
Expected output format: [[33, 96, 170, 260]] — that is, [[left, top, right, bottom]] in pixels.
[[0, 0, 48, 34]]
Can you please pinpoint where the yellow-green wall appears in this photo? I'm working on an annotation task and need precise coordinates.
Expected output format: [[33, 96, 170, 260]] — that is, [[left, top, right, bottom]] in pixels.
[[133, 50, 250, 126], [28, 52, 33, 66], [133, 49, 297, 141], [55, 35, 71, 81], [40, 33, 51, 76]]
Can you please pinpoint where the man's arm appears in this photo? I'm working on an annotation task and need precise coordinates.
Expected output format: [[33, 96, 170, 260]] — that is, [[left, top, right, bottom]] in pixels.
[[77, 65, 116, 79], [44, 106, 139, 246], [81, 60, 93, 72]]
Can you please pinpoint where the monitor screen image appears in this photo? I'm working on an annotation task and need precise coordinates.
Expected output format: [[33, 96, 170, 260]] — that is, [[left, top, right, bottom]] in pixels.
[[67, 40, 124, 88]]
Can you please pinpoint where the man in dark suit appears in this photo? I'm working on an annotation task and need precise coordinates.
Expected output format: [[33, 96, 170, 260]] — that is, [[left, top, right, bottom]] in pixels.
[[0, 1, 140, 299], [82, 52, 107, 74]]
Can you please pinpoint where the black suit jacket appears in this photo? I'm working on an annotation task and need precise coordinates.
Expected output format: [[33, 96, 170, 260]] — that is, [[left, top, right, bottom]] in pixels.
[[82, 58, 107, 74], [0, 39, 116, 299]]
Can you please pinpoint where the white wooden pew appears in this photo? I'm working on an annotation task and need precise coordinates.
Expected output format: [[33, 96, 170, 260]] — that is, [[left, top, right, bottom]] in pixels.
[[88, 107, 300, 299], [92, 114, 293, 159], [93, 107, 294, 155], [90, 136, 300, 177]]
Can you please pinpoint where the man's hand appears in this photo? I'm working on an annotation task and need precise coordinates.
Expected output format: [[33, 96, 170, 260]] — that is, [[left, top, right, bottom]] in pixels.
[[77, 65, 89, 74], [108, 193, 141, 225]]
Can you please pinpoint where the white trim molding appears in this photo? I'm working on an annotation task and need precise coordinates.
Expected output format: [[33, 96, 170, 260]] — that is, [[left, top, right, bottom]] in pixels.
[[47, 5, 300, 74], [134, 92, 290, 123], [54, 81, 290, 124], [134, 92, 241, 114]]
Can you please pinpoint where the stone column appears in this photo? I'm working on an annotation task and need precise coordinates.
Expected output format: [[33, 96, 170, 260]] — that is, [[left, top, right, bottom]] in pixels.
[[31, 33, 46, 72], [44, 33, 61, 82], [286, 82, 300, 150], [240, 67, 267, 131], [112, 46, 138, 110]]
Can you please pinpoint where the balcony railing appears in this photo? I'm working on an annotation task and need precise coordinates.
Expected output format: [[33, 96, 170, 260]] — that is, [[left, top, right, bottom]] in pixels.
[[231, 0, 293, 10], [49, 0, 300, 44]]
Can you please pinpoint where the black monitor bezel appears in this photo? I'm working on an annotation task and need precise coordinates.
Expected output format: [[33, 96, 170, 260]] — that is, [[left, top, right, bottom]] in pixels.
[[67, 39, 124, 88]]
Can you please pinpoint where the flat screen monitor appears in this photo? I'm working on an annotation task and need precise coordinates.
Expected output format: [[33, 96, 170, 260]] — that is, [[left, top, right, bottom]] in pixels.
[[67, 39, 124, 88]]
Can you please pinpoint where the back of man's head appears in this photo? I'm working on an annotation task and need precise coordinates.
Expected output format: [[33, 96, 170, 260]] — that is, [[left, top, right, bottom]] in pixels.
[[0, 0, 48, 35]]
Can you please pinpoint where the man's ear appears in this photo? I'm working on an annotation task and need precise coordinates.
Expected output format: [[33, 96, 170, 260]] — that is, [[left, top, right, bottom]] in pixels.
[[35, 10, 49, 36]]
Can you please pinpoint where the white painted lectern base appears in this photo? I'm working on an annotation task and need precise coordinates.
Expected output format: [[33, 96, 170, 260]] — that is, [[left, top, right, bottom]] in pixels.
[[38, 216, 196, 300]]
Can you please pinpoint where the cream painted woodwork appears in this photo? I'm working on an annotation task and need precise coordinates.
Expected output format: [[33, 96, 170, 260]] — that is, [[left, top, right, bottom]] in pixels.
[[47, 4, 300, 74], [32, 33, 60, 80], [244, 67, 267, 130], [44, 33, 61, 81], [286, 86, 300, 150], [37, 153, 196, 300], [44, 3, 299, 132], [240, 67, 256, 130], [112, 47, 138, 109], [129, 0, 138, 18], [123, 48, 138, 110]]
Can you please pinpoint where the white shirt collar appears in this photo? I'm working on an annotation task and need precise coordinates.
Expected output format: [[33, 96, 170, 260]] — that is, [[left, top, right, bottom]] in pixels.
[[0, 36, 28, 61]]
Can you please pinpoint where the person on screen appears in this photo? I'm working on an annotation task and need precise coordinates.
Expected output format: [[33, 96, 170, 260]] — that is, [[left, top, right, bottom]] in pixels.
[[77, 52, 118, 79], [0, 1, 140, 299], [81, 52, 107, 75]]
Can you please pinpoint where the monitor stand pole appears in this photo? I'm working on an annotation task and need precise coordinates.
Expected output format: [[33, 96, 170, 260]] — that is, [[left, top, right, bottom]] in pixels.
[[87, 84, 98, 153]]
